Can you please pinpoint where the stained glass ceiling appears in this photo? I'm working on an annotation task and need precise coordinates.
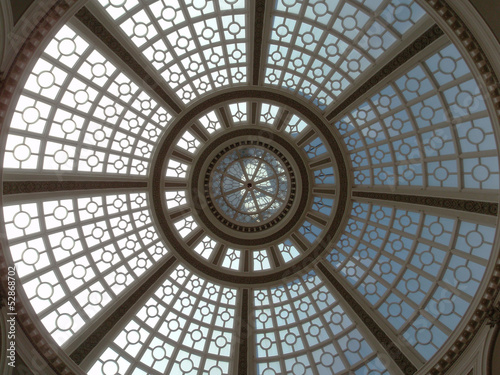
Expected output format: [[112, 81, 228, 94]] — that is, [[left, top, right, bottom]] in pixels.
[[0, 0, 499, 375]]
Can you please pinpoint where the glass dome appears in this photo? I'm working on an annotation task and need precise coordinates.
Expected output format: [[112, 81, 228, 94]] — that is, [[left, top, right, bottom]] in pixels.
[[209, 145, 290, 224], [0, 0, 499, 374]]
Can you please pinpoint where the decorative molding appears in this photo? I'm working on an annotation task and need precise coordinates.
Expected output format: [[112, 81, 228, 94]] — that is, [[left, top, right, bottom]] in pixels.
[[421, 1, 500, 373], [317, 262, 418, 375], [0, 0, 78, 127], [353, 191, 498, 216], [0, 2, 85, 374], [152, 90, 350, 284], [423, 0, 500, 117], [486, 303, 500, 328], [427, 258, 500, 375], [174, 126, 320, 283], [487, 324, 500, 375], [204, 140, 296, 232], [190, 127, 311, 246], [3, 180, 147, 194], [326, 24, 444, 122], [74, 7, 182, 114]]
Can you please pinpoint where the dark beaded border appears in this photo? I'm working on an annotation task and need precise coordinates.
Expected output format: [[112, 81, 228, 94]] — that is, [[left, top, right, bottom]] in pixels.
[[204, 140, 296, 232]]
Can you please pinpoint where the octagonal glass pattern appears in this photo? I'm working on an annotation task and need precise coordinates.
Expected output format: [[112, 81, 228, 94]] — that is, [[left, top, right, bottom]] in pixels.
[[210, 146, 290, 224], [0, 0, 499, 375]]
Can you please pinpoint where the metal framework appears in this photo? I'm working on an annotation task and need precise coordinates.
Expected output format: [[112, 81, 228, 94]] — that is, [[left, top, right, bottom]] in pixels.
[[1, 1, 499, 375]]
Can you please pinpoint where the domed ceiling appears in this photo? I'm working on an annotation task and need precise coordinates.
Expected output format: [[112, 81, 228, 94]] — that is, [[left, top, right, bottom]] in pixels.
[[1, 0, 499, 374]]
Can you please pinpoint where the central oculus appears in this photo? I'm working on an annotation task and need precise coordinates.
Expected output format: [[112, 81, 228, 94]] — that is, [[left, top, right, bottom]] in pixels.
[[210, 146, 290, 224], [202, 139, 297, 233]]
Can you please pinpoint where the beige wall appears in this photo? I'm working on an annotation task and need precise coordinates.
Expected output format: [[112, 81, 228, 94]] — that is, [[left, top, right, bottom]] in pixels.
[[9, 0, 35, 24], [470, 0, 500, 42], [491, 329, 500, 375]]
